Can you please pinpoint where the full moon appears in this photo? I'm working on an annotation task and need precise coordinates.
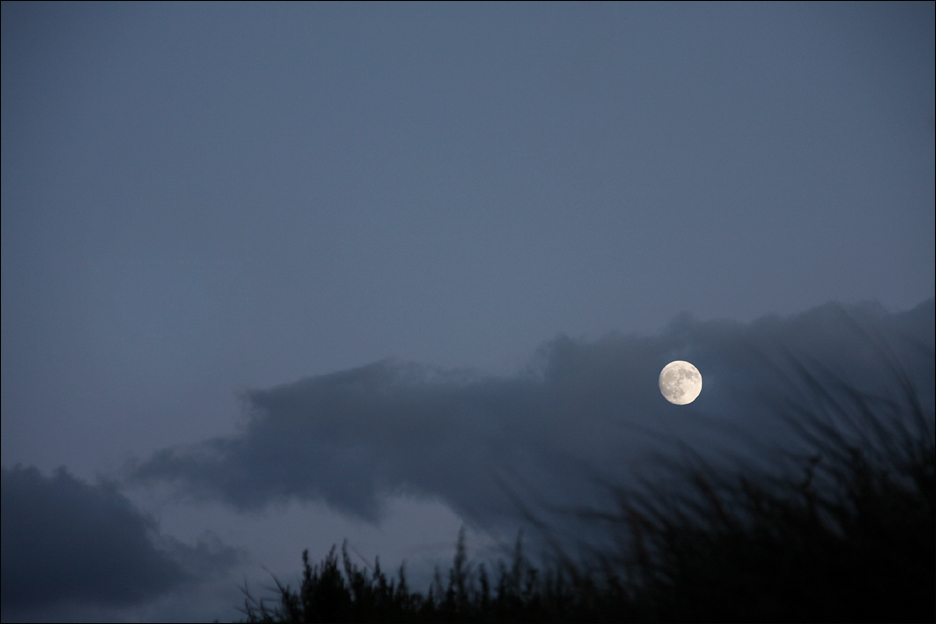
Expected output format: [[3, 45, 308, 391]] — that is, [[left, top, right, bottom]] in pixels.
[[659, 360, 702, 405]]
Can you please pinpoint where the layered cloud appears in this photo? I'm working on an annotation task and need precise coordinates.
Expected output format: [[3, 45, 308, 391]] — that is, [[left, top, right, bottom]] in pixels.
[[131, 300, 935, 542], [0, 465, 242, 620]]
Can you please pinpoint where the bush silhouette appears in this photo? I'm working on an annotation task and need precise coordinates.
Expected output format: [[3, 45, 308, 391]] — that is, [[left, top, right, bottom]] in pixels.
[[237, 333, 934, 623]]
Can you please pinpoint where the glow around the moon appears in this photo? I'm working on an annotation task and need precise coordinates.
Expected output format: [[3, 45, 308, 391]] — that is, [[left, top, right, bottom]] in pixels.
[[659, 360, 702, 405]]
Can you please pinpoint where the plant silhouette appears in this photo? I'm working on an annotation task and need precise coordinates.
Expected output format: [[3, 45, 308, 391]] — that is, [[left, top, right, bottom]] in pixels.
[[237, 333, 934, 623]]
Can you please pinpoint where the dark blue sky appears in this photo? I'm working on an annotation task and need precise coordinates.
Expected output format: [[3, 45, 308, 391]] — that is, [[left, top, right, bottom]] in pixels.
[[2, 2, 934, 621]]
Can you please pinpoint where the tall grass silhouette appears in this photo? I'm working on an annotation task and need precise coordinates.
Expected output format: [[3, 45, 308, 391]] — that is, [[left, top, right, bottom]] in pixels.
[[237, 326, 934, 622]]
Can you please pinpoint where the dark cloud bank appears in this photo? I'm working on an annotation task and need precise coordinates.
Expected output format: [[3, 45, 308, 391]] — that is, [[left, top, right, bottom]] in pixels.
[[4, 301, 929, 619], [132, 299, 934, 547], [1, 465, 241, 621]]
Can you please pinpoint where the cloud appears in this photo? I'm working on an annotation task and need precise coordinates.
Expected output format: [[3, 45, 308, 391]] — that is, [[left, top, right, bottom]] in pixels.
[[131, 299, 935, 543], [0, 465, 242, 620]]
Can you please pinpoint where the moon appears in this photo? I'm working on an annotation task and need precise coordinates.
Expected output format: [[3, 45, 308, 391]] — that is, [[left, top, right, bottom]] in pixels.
[[659, 360, 702, 405]]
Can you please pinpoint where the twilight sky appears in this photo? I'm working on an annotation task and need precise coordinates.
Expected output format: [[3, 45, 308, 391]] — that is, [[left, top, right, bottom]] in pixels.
[[2, 2, 934, 622]]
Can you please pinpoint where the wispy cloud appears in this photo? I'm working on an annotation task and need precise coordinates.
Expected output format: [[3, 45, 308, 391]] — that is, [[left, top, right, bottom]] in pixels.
[[130, 300, 934, 541]]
